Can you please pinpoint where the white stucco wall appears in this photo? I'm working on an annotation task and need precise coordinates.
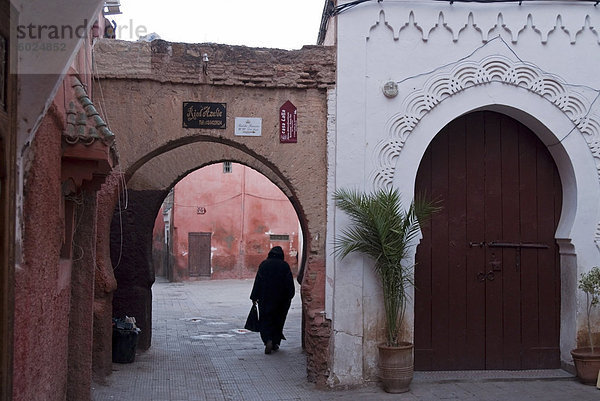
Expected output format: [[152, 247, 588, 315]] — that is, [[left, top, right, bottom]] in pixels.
[[328, 0, 600, 386]]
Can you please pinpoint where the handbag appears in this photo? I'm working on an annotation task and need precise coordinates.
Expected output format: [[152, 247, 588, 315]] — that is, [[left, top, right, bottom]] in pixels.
[[244, 304, 260, 332]]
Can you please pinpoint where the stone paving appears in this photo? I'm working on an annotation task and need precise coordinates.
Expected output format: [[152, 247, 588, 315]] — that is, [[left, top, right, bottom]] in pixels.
[[92, 278, 600, 401]]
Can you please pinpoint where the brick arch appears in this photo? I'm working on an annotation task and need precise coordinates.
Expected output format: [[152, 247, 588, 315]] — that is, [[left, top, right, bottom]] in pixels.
[[107, 138, 322, 370], [93, 40, 334, 384], [127, 137, 296, 199]]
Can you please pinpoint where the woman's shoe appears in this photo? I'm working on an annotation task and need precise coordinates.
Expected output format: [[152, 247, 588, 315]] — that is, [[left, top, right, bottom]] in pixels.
[[265, 340, 273, 354]]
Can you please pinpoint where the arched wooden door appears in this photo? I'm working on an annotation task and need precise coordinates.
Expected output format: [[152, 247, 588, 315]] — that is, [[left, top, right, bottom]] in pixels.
[[414, 111, 562, 371]]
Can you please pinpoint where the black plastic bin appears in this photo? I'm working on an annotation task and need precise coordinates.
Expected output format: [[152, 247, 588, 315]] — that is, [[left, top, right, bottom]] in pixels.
[[112, 323, 139, 363]]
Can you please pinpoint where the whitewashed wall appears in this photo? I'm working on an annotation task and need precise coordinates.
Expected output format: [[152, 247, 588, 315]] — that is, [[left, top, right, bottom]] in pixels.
[[328, 0, 600, 386]]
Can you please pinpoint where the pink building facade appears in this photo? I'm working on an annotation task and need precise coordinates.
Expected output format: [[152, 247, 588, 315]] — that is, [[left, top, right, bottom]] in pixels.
[[5, 3, 119, 399], [154, 163, 300, 281]]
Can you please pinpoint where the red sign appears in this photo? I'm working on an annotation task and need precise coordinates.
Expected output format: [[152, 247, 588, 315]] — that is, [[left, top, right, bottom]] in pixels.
[[279, 101, 297, 143]]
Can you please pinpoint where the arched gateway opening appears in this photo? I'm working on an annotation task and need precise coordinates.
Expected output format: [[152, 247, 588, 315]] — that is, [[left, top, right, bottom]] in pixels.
[[108, 141, 312, 352], [93, 40, 334, 384], [414, 111, 562, 370]]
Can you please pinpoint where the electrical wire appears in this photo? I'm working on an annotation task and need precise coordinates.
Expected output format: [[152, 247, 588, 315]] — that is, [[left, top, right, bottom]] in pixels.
[[548, 91, 600, 146], [174, 193, 243, 208], [331, 0, 378, 17], [388, 32, 600, 148], [91, 44, 128, 271], [174, 191, 292, 210], [395, 35, 500, 86], [330, 0, 600, 18], [432, 0, 600, 3]]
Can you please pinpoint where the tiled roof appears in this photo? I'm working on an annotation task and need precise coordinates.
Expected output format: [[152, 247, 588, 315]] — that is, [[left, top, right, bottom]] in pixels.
[[63, 76, 115, 146]]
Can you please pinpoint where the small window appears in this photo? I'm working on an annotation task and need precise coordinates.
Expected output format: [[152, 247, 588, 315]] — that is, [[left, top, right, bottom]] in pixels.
[[270, 234, 289, 241], [223, 161, 232, 174]]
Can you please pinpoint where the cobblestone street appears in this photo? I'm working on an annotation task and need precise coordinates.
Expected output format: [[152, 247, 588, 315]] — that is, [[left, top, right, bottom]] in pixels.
[[92, 278, 600, 401]]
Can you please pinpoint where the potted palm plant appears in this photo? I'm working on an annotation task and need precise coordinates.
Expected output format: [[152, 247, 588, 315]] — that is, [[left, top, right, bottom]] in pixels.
[[571, 266, 600, 385], [333, 187, 438, 393]]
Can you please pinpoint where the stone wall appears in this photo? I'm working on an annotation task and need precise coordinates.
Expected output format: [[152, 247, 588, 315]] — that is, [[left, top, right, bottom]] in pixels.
[[93, 39, 335, 384]]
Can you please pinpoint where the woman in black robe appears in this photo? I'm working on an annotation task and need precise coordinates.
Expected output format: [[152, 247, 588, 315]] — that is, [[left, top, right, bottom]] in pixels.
[[250, 246, 295, 354]]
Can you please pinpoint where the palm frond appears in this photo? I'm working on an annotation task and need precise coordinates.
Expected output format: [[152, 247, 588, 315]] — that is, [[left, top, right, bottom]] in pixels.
[[333, 187, 439, 346]]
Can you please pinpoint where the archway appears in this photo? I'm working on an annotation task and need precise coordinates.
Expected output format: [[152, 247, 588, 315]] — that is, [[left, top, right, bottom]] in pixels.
[[109, 139, 311, 350], [388, 83, 600, 368], [414, 110, 562, 370], [92, 39, 334, 384]]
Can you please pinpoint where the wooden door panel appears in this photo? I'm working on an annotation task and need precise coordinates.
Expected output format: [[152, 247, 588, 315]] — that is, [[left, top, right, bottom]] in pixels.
[[188, 232, 211, 277], [519, 127, 542, 369], [483, 113, 504, 370], [447, 118, 468, 369], [430, 127, 450, 370], [500, 116, 521, 370], [415, 111, 561, 371], [464, 112, 486, 370], [414, 148, 433, 368], [537, 142, 561, 352]]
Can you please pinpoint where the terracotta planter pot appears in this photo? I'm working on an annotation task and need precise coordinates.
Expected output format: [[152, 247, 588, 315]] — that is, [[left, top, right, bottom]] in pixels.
[[378, 342, 414, 393], [571, 347, 600, 385]]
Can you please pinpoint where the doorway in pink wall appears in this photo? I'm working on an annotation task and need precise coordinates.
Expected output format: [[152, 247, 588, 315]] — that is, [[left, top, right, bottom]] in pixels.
[[188, 232, 211, 277]]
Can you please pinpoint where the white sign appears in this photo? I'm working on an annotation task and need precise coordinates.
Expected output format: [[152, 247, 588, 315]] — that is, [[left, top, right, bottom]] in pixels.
[[235, 117, 262, 136]]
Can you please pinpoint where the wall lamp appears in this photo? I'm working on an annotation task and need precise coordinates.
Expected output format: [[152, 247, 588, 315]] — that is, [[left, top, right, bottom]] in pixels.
[[202, 53, 209, 75]]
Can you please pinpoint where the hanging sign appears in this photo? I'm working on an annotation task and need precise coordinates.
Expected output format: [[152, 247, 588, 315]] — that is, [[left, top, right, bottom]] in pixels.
[[279, 101, 297, 143], [235, 117, 262, 136], [183, 102, 226, 129]]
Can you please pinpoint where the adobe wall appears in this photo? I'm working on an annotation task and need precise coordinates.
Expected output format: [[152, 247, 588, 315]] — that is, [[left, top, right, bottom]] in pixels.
[[11, 4, 116, 398], [94, 39, 335, 384], [13, 106, 70, 401]]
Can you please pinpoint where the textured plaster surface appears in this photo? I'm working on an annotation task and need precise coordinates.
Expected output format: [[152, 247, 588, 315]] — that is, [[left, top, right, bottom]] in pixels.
[[94, 40, 335, 383], [68, 189, 98, 401], [93, 173, 120, 382], [13, 107, 70, 401]]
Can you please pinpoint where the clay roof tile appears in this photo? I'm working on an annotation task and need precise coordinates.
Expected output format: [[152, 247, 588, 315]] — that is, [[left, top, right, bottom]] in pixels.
[[63, 76, 115, 146]]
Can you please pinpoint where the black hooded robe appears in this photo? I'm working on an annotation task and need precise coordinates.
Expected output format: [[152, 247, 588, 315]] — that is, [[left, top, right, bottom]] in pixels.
[[250, 246, 295, 346]]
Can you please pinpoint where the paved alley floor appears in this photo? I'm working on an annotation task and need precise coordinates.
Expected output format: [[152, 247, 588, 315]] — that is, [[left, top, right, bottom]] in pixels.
[[92, 278, 600, 401]]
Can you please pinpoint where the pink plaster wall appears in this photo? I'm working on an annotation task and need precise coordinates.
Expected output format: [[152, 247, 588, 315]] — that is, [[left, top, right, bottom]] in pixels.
[[13, 106, 70, 400], [12, 14, 112, 398], [152, 207, 167, 277], [159, 163, 299, 280]]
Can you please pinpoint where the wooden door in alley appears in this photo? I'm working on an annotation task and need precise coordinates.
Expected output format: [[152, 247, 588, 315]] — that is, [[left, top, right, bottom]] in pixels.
[[189, 232, 211, 277], [414, 111, 562, 370]]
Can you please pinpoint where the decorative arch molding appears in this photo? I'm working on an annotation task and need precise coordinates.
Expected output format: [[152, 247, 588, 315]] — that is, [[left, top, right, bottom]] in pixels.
[[372, 54, 600, 246], [366, 8, 600, 45], [371, 54, 600, 193]]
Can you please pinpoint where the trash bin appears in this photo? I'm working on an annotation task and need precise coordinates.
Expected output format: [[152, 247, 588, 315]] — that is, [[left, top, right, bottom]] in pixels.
[[112, 317, 140, 363]]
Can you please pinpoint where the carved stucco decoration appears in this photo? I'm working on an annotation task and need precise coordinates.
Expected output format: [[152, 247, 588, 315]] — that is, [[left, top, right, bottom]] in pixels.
[[370, 54, 600, 242], [368, 9, 600, 45]]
